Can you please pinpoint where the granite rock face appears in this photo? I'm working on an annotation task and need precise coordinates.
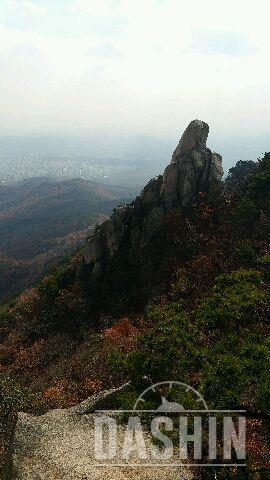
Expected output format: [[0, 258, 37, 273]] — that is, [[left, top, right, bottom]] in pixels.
[[171, 119, 209, 159], [162, 120, 223, 209], [84, 120, 223, 285]]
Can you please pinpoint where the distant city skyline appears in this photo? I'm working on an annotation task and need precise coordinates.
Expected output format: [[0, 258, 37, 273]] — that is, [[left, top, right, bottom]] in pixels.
[[0, 129, 269, 186]]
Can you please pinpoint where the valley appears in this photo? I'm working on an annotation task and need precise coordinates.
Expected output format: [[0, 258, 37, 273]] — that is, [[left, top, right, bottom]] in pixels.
[[0, 177, 135, 301]]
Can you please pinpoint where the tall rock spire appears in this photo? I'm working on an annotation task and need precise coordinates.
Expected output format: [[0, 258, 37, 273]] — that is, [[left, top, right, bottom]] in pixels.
[[162, 120, 223, 209], [84, 120, 223, 287]]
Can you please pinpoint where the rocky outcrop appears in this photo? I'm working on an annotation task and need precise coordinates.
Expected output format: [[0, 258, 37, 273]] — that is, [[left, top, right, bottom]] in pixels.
[[83, 120, 223, 295], [12, 386, 192, 480], [162, 120, 223, 209]]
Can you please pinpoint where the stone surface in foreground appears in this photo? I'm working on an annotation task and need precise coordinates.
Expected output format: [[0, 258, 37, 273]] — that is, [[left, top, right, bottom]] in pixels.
[[12, 398, 192, 480]]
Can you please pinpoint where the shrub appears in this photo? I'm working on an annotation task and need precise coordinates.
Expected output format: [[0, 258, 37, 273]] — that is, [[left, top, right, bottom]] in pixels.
[[200, 339, 270, 411], [257, 252, 270, 282], [197, 269, 268, 330], [104, 317, 138, 353], [122, 269, 270, 415], [231, 197, 260, 228], [258, 252, 270, 266], [112, 302, 201, 385], [234, 242, 258, 266], [36, 274, 60, 300]]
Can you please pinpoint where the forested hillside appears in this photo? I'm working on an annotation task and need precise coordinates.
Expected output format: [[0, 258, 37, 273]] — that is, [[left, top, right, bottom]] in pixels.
[[0, 177, 134, 301]]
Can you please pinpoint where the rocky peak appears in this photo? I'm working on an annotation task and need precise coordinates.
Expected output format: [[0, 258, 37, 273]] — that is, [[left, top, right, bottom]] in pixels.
[[171, 119, 209, 160], [84, 120, 223, 294], [162, 120, 223, 209]]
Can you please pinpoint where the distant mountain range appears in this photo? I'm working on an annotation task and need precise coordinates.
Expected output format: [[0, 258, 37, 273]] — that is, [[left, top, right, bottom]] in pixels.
[[0, 177, 135, 301]]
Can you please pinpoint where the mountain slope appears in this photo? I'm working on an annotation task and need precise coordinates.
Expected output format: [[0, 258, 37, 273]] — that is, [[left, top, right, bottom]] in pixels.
[[0, 177, 135, 301]]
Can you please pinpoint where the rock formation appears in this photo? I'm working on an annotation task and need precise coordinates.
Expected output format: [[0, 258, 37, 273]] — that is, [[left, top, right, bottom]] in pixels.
[[83, 120, 223, 298], [13, 385, 192, 479], [162, 120, 223, 209]]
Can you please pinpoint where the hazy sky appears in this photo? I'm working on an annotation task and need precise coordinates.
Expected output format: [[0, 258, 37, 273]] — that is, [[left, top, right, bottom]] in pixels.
[[0, 0, 270, 162]]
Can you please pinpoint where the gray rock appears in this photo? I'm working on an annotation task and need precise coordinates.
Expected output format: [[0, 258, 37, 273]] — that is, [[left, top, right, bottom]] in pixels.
[[162, 121, 223, 209], [84, 235, 107, 264], [211, 152, 224, 180], [12, 386, 192, 480], [172, 119, 209, 160]]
